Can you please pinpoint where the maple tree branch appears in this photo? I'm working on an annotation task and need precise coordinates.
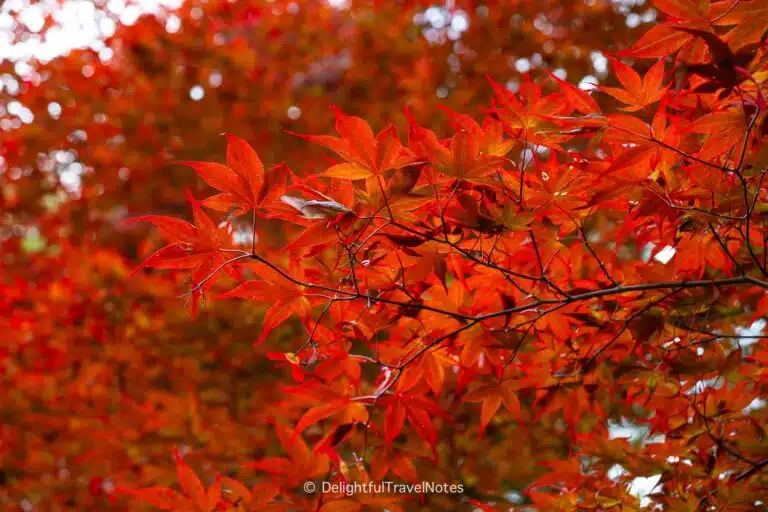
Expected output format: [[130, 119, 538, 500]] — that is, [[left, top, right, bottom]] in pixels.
[[474, 276, 768, 324], [502, 303, 569, 369], [247, 252, 477, 321], [529, 229, 571, 298], [700, 455, 768, 509], [606, 123, 737, 174], [387, 220, 544, 282], [669, 323, 768, 341], [487, 232, 502, 261], [735, 107, 758, 174], [747, 168, 768, 216], [350, 218, 392, 257], [583, 287, 683, 370], [572, 214, 619, 287], [696, 393, 759, 466], [734, 457, 768, 481], [182, 227, 768, 386], [338, 228, 361, 295], [730, 110, 768, 277], [242, 245, 768, 377], [296, 300, 334, 355], [348, 354, 398, 369], [392, 249, 411, 295], [440, 182, 460, 242], [697, 455, 767, 510], [709, 222, 745, 274], [664, 333, 720, 351], [368, 275, 768, 383], [640, 183, 745, 221], [375, 174, 396, 221], [33, 2, 768, 508], [182, 253, 253, 297]]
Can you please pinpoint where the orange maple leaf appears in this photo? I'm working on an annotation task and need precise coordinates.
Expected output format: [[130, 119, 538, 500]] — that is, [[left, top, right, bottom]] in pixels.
[[600, 57, 667, 111], [178, 135, 290, 215], [293, 106, 421, 179]]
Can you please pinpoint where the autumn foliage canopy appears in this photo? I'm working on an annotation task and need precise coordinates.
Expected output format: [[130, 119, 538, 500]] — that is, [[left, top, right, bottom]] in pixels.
[[2, 0, 768, 510]]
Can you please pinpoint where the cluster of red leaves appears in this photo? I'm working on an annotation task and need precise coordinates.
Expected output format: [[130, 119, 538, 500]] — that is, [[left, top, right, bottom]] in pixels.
[[125, 2, 768, 509]]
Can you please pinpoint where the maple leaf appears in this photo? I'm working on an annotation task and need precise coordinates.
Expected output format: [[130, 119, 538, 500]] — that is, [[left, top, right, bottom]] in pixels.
[[179, 135, 289, 215], [121, 487, 193, 511], [267, 351, 306, 382], [377, 394, 445, 454], [464, 379, 523, 434], [292, 106, 421, 179], [547, 71, 601, 115], [621, 0, 713, 59], [217, 268, 319, 345], [121, 449, 228, 512], [625, 23, 694, 59], [442, 108, 518, 156], [599, 57, 667, 111], [370, 448, 422, 484], [127, 191, 233, 316], [313, 423, 357, 457], [244, 422, 330, 485], [407, 117, 506, 183], [448, 193, 538, 234], [714, 0, 768, 51], [689, 107, 757, 162], [173, 448, 208, 510], [595, 105, 681, 181], [356, 172, 432, 223], [665, 28, 761, 97], [292, 399, 367, 439], [487, 76, 577, 150], [395, 344, 455, 394]]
